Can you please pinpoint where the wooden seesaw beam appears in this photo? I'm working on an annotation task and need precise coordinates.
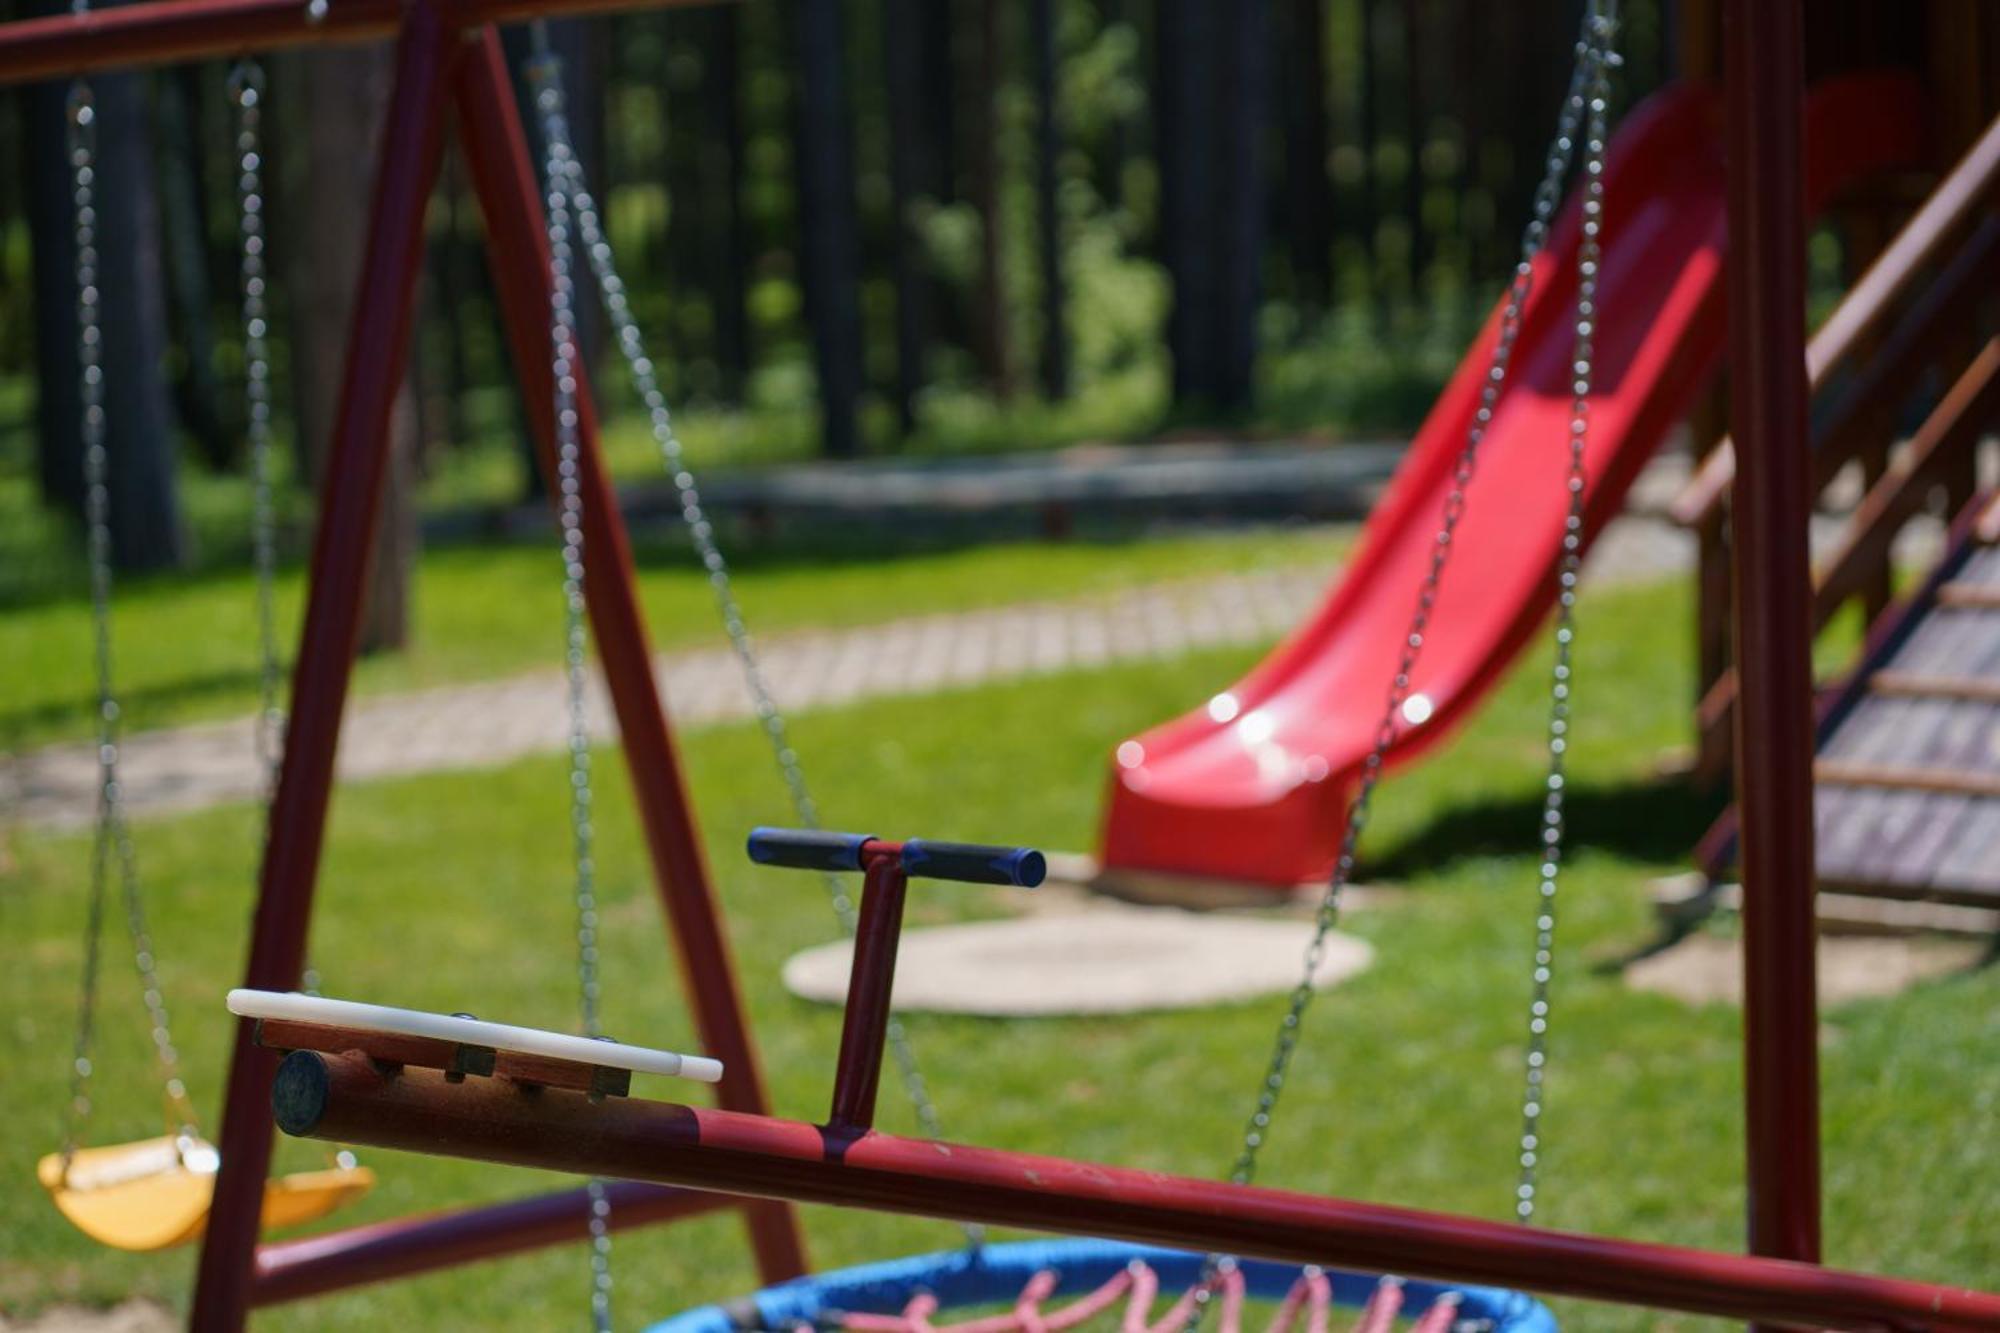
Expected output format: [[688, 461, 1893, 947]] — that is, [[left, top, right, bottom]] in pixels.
[[270, 1050, 2000, 1333]]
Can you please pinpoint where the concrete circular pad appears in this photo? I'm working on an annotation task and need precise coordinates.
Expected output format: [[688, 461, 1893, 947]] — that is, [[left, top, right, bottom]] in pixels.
[[782, 907, 1373, 1017], [1623, 932, 1984, 1009]]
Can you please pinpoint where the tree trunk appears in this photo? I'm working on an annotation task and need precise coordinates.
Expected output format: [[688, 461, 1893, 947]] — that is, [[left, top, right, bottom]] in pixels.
[[1281, 0, 1332, 313], [1401, 0, 1428, 293], [1031, 0, 1069, 401], [1357, 0, 1380, 282], [499, 26, 551, 502], [283, 46, 419, 653], [884, 0, 931, 433], [673, 20, 709, 389], [26, 11, 184, 571], [157, 66, 232, 472], [1156, 0, 1269, 412], [700, 5, 751, 403], [26, 71, 83, 516], [791, 0, 864, 457], [921, 1, 958, 200], [1212, 0, 1268, 410], [970, 0, 1014, 400], [1156, 0, 1218, 407], [1100, 0, 1132, 211], [920, 0, 964, 355], [96, 66, 185, 572], [410, 272, 449, 461], [1454, 0, 1486, 280]]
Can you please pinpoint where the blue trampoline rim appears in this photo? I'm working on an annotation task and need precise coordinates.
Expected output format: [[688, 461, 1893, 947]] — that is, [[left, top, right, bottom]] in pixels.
[[644, 1237, 1557, 1333]]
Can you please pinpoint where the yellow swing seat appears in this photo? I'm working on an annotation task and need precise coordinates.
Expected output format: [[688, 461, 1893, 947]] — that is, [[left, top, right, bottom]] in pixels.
[[36, 1135, 375, 1252]]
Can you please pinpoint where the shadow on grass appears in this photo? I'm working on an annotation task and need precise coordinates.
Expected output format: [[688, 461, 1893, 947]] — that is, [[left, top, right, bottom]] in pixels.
[[1367, 774, 1726, 881], [626, 512, 1331, 574], [4, 498, 1337, 615], [0, 663, 269, 750]]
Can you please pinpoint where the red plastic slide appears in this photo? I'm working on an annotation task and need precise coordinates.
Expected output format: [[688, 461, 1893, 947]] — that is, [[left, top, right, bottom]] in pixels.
[[1098, 76, 1926, 888]]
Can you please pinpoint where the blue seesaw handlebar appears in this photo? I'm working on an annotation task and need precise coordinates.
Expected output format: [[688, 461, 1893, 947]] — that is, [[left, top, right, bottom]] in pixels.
[[746, 827, 875, 871], [747, 827, 1046, 888], [903, 838, 1047, 887]]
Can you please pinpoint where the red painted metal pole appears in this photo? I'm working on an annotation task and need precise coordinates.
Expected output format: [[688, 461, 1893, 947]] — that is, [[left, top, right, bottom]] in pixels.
[[252, 1180, 733, 1305], [276, 1054, 2000, 1332], [0, 0, 720, 89], [188, 5, 463, 1328], [1722, 0, 1822, 1309], [449, 26, 807, 1284], [828, 853, 909, 1131]]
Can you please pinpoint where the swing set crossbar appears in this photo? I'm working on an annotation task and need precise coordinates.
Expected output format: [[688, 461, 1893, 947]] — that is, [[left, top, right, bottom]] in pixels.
[[0, 0, 717, 89]]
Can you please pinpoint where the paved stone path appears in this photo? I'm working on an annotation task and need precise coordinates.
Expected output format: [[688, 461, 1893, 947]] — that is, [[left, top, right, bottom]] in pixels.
[[1, 505, 1711, 833], [1, 567, 1325, 831]]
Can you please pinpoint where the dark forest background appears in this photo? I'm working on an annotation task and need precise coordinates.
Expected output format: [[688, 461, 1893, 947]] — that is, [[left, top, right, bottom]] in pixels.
[[0, 0, 1685, 641]]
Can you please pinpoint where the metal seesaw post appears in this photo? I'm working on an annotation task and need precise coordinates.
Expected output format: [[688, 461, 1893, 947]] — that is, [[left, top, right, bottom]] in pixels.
[[744, 828, 1047, 1132]]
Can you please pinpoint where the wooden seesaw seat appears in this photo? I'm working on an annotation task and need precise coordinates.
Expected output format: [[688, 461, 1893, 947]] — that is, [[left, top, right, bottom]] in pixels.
[[38, 984, 718, 1254]]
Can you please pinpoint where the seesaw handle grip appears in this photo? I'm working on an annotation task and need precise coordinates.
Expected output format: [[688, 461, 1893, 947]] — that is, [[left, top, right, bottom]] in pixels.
[[902, 839, 1046, 888], [746, 828, 1046, 888], [746, 827, 875, 872]]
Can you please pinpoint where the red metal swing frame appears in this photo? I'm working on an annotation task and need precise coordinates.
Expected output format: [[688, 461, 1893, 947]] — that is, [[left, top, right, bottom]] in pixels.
[[1, 0, 1993, 1329], [0, 0, 809, 1325]]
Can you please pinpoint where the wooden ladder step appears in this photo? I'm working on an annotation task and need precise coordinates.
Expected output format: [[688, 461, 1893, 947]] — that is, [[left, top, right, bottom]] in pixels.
[[1816, 758, 2000, 798], [1936, 581, 2000, 610], [1869, 670, 2000, 704], [1651, 874, 2000, 938]]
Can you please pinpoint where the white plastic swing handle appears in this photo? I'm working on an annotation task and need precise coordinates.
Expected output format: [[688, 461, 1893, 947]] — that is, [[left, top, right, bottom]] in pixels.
[[226, 989, 725, 1084]]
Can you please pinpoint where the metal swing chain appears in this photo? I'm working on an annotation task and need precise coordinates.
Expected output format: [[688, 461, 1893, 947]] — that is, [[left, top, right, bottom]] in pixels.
[[229, 58, 319, 995], [1183, 9, 1617, 1323], [229, 61, 285, 805], [525, 51, 975, 1244], [59, 75, 203, 1176], [230, 61, 356, 1180], [526, 44, 617, 1333], [1516, 6, 1618, 1226]]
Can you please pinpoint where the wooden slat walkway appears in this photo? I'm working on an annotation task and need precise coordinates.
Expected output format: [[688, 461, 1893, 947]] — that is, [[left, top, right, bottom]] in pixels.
[[1813, 537, 2000, 906]]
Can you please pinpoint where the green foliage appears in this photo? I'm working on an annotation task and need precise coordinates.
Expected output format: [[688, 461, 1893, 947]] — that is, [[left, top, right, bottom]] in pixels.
[[1062, 226, 1170, 385], [2, 577, 1994, 1327], [1258, 301, 1474, 435]]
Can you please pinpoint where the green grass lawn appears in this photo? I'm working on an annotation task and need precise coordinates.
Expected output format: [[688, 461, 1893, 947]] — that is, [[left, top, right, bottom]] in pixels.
[[3, 577, 1993, 1330], [0, 523, 1348, 753]]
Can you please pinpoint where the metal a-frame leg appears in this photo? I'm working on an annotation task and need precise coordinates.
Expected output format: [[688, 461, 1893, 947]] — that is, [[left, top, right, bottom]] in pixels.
[[192, 10, 804, 1327], [451, 24, 806, 1285]]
